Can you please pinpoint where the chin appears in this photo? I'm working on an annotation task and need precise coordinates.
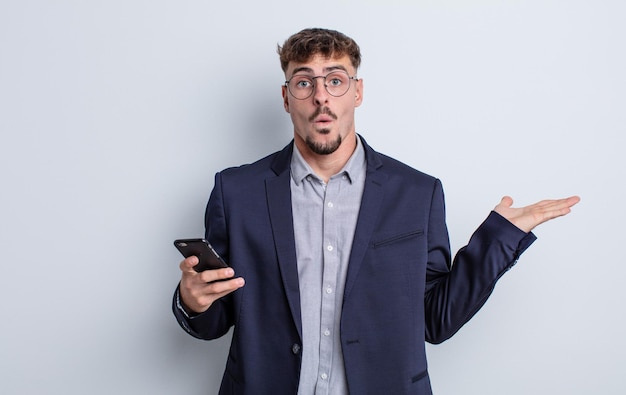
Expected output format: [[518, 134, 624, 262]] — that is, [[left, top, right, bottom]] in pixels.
[[305, 134, 342, 155]]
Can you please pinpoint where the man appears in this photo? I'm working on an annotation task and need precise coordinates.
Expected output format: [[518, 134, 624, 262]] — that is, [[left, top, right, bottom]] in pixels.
[[173, 28, 579, 394]]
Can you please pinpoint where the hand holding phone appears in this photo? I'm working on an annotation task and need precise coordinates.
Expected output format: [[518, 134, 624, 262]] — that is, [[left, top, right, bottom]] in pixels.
[[175, 238, 243, 314], [174, 238, 228, 272]]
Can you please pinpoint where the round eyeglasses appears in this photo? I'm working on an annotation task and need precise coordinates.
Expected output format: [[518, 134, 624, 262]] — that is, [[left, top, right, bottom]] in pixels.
[[285, 70, 358, 100]]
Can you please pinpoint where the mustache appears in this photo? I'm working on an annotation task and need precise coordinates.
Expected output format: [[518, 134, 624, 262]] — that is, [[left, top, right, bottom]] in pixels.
[[308, 107, 338, 122]]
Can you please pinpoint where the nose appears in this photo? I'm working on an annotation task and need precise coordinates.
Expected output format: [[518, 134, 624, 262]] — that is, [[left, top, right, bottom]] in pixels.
[[311, 76, 329, 105]]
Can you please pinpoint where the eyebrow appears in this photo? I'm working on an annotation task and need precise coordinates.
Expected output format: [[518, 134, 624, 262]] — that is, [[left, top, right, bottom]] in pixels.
[[290, 64, 349, 76]]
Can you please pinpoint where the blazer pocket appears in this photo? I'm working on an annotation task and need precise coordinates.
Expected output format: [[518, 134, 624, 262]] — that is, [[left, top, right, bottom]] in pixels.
[[372, 229, 424, 249], [411, 370, 429, 383]]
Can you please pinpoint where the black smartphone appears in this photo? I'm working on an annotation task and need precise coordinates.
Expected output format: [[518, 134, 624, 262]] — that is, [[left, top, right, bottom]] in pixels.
[[173, 238, 228, 272]]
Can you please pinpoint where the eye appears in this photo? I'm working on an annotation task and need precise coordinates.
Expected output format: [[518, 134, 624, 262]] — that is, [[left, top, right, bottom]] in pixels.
[[328, 77, 343, 86], [327, 72, 348, 87], [297, 80, 311, 88], [292, 77, 313, 89]]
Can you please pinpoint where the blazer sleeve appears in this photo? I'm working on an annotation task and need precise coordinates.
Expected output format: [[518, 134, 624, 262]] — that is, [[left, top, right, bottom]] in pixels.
[[172, 172, 235, 340], [423, 179, 536, 344]]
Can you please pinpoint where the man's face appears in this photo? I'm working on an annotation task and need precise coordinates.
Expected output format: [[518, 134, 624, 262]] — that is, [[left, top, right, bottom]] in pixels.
[[282, 54, 363, 156]]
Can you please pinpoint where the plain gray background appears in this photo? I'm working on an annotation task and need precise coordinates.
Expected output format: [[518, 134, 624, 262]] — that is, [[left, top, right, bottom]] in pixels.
[[1, 0, 624, 394]]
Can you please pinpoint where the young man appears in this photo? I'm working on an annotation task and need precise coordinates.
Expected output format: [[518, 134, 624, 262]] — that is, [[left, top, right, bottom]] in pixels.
[[173, 28, 579, 395]]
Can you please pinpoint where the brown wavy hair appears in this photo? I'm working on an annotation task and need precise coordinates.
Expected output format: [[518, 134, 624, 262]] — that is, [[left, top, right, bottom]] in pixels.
[[277, 28, 361, 73]]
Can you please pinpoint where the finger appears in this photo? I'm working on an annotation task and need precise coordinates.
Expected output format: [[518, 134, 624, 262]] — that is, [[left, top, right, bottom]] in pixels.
[[494, 196, 513, 211], [536, 196, 581, 212], [564, 195, 581, 207], [188, 277, 246, 312], [532, 196, 580, 222], [205, 276, 246, 294], [179, 256, 199, 274], [545, 199, 578, 217], [198, 267, 236, 283], [546, 196, 580, 206], [501, 196, 513, 207]]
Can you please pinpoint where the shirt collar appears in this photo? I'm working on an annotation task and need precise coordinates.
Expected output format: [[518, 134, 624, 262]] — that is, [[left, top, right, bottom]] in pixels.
[[290, 135, 366, 186]]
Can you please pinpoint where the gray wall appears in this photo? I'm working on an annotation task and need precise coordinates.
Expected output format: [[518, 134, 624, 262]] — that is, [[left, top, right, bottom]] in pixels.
[[1, 1, 624, 394]]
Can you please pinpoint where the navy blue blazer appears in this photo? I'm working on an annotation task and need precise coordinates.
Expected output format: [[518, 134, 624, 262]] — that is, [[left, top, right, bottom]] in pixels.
[[173, 136, 536, 394]]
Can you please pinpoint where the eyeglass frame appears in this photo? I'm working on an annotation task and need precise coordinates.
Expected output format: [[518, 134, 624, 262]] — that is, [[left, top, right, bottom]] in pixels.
[[284, 69, 359, 100]]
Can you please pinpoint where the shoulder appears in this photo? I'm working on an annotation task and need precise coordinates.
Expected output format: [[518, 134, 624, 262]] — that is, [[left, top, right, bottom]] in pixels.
[[379, 152, 437, 182], [220, 152, 278, 177], [218, 142, 292, 180], [361, 136, 439, 188]]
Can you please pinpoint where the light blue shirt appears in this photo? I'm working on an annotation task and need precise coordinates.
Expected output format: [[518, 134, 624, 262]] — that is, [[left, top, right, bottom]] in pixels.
[[290, 136, 367, 395]]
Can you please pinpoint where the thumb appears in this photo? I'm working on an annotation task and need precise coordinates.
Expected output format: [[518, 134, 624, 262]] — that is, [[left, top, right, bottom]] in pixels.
[[180, 256, 199, 274], [496, 196, 514, 210]]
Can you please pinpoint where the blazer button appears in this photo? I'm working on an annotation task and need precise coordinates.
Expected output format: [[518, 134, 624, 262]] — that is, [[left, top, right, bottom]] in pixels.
[[292, 343, 301, 355]]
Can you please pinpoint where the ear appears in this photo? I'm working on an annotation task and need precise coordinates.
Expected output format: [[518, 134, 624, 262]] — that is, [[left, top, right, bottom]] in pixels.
[[282, 85, 290, 113], [354, 78, 364, 108]]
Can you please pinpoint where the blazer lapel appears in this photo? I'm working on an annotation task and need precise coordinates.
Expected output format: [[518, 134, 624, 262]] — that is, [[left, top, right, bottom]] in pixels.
[[344, 137, 387, 299], [266, 142, 302, 339]]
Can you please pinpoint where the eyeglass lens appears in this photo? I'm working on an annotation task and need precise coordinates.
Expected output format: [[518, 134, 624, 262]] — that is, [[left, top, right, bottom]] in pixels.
[[287, 71, 352, 100]]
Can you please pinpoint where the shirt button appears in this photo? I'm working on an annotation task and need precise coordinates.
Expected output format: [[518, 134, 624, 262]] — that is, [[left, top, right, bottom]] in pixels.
[[327, 245, 333, 251], [327, 202, 334, 208], [292, 344, 301, 354], [326, 287, 333, 294], [324, 329, 330, 336], [321, 373, 328, 380]]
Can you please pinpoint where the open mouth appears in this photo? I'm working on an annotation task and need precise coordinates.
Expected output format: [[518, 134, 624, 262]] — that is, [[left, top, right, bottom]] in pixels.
[[309, 107, 337, 124], [313, 116, 333, 124]]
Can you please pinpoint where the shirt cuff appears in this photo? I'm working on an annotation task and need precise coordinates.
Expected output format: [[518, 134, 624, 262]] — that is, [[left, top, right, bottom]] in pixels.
[[174, 285, 200, 319]]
